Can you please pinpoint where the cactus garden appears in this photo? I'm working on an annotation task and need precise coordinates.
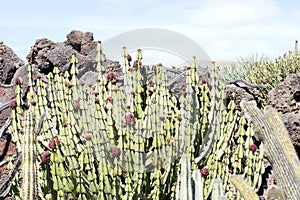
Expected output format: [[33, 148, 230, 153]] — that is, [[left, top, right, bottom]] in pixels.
[[0, 37, 299, 200]]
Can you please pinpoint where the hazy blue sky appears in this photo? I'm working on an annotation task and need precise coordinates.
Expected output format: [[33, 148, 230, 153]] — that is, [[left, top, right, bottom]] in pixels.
[[1, 0, 300, 64]]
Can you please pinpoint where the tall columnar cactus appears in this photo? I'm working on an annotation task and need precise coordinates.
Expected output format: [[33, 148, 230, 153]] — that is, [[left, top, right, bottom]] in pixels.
[[229, 175, 260, 200], [241, 100, 300, 200], [21, 111, 45, 200]]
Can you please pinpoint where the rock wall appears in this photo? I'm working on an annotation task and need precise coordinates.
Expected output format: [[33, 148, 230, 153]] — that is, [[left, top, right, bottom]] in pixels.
[[268, 73, 300, 155]]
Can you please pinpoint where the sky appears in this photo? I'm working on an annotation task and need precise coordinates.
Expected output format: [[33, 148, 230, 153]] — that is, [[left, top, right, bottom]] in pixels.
[[0, 0, 300, 65]]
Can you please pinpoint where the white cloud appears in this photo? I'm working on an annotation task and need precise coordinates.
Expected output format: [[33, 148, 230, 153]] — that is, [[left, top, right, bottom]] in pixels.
[[184, 0, 281, 26]]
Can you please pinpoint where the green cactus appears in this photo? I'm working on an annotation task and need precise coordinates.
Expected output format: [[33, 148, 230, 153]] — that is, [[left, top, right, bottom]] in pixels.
[[229, 175, 260, 200], [241, 100, 300, 199], [4, 43, 299, 200]]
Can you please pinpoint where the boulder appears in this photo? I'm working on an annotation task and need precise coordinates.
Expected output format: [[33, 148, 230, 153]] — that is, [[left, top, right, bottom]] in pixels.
[[0, 41, 24, 84], [26, 30, 100, 77], [225, 84, 262, 108], [268, 73, 300, 156], [26, 38, 58, 73], [66, 30, 97, 55]]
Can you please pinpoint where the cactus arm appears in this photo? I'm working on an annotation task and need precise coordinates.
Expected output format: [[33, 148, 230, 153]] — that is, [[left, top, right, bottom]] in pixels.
[[195, 63, 219, 164], [177, 154, 193, 200], [241, 100, 300, 200], [229, 175, 260, 200], [0, 154, 22, 198], [211, 179, 226, 200], [21, 112, 45, 200], [264, 106, 300, 180], [192, 169, 203, 200]]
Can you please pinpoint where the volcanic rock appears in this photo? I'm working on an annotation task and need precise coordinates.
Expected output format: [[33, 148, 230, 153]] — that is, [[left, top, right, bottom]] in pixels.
[[0, 41, 24, 84], [268, 72, 300, 156]]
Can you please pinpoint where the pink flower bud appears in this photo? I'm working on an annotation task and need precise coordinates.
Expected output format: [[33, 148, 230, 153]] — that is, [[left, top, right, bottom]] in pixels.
[[112, 146, 121, 156], [127, 54, 132, 62], [94, 98, 100, 104], [106, 71, 116, 81], [85, 135, 92, 140], [41, 151, 51, 163], [15, 78, 21, 85], [249, 144, 258, 152], [31, 100, 36, 106], [106, 96, 113, 102], [125, 113, 135, 126], [10, 99, 17, 108], [200, 167, 209, 176], [159, 116, 165, 121]]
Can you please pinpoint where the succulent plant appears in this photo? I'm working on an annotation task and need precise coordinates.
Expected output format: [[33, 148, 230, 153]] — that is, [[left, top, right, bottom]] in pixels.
[[2, 41, 299, 200]]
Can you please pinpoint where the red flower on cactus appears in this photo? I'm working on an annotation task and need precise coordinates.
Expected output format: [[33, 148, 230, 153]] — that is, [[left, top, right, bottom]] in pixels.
[[10, 99, 17, 108], [112, 146, 121, 156], [201, 77, 208, 84], [133, 60, 142, 67], [177, 116, 183, 121], [48, 136, 61, 149], [48, 140, 55, 149], [200, 167, 209, 176], [125, 113, 135, 126], [94, 98, 100, 104], [85, 135, 92, 141], [167, 138, 172, 145], [128, 67, 135, 72], [41, 151, 51, 163], [249, 144, 258, 152], [62, 123, 68, 128], [235, 106, 241, 111], [73, 102, 80, 110], [159, 116, 165, 121], [127, 54, 132, 62], [15, 77, 21, 85], [112, 172, 118, 177], [106, 71, 116, 81], [35, 75, 42, 79], [92, 91, 99, 96], [31, 100, 36, 106], [53, 62, 59, 67], [106, 96, 113, 102], [64, 82, 73, 88]]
